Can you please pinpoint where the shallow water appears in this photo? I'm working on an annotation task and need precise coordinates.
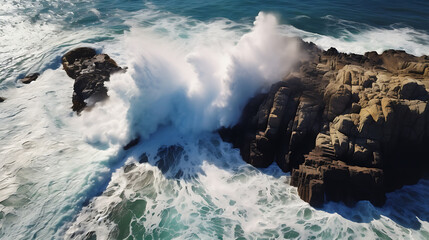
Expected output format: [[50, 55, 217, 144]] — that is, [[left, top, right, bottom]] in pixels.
[[1, 1, 429, 239]]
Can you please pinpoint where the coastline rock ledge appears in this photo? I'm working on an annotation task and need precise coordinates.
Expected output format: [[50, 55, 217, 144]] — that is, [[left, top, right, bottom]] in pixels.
[[220, 40, 429, 207]]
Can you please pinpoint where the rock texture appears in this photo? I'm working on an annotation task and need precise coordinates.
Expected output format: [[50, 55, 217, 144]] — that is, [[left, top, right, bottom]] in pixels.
[[62, 47, 124, 112], [20, 73, 40, 84], [220, 40, 429, 207]]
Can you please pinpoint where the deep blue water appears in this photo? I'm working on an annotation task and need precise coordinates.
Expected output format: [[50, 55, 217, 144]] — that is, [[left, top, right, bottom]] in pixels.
[[1, 1, 429, 239], [56, 0, 429, 31], [12, 0, 429, 37], [151, 0, 429, 33]]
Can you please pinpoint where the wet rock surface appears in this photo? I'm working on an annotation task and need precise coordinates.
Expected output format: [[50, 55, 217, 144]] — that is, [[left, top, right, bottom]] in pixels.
[[20, 73, 40, 84], [61, 47, 124, 112], [220, 40, 429, 207]]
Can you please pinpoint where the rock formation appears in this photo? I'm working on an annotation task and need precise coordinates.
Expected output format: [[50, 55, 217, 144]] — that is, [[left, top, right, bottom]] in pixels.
[[0, 97, 4, 102], [220, 40, 429, 207], [20, 73, 40, 84], [61, 47, 124, 112]]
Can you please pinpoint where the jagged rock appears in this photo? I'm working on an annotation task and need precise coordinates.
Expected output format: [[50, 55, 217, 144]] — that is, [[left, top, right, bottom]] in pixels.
[[285, 95, 323, 169], [61, 47, 123, 112], [220, 75, 325, 171], [347, 166, 385, 206], [330, 127, 350, 159], [308, 180, 324, 207], [405, 62, 429, 75], [291, 165, 322, 205], [265, 87, 291, 138], [336, 65, 364, 86], [221, 39, 429, 207], [325, 84, 352, 121], [291, 156, 386, 206], [379, 50, 419, 72], [62, 47, 97, 78], [139, 153, 149, 163], [248, 134, 273, 167], [20, 73, 40, 84]]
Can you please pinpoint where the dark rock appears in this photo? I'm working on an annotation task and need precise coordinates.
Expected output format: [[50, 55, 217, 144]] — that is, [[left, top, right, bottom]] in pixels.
[[221, 38, 429, 207], [123, 136, 140, 150], [21, 73, 40, 84], [139, 153, 149, 163], [62, 47, 97, 79], [325, 84, 352, 121], [351, 103, 361, 113], [324, 47, 339, 56], [62, 47, 123, 113], [0, 97, 4, 102], [248, 134, 274, 167], [348, 166, 385, 206], [308, 179, 325, 207], [291, 148, 386, 207], [399, 79, 428, 100], [292, 166, 321, 203]]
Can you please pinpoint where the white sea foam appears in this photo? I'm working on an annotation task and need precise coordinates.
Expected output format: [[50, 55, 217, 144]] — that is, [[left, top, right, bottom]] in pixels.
[[65, 10, 429, 240], [0, 69, 117, 239], [79, 12, 302, 146], [307, 27, 429, 56], [2, 3, 429, 239], [280, 18, 429, 56], [0, 0, 95, 85], [0, 3, 118, 239], [65, 130, 429, 239]]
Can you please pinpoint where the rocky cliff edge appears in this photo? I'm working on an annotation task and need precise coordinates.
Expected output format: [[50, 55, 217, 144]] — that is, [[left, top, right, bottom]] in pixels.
[[220, 40, 429, 207]]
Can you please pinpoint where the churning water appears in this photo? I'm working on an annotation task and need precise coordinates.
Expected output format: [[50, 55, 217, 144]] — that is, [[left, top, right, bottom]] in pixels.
[[1, 1, 429, 239]]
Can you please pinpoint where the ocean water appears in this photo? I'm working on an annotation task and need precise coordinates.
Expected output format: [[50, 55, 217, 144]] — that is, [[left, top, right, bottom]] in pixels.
[[1, 1, 429, 239]]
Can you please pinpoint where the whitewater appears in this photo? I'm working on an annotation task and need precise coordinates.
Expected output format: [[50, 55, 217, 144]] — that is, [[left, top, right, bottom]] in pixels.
[[1, 1, 429, 239]]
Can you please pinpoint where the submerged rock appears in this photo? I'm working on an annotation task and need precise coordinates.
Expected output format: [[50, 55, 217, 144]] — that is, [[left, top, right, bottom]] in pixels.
[[61, 47, 124, 113], [221, 40, 429, 207], [123, 136, 140, 150], [20, 73, 40, 84], [139, 153, 149, 163]]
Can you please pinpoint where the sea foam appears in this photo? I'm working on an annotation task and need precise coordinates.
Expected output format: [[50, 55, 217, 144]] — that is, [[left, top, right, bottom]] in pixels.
[[2, 4, 429, 239], [65, 11, 429, 240], [79, 12, 302, 146], [282, 16, 429, 56]]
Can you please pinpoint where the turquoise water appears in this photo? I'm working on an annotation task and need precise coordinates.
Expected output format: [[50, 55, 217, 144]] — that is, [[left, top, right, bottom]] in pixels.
[[1, 1, 429, 239]]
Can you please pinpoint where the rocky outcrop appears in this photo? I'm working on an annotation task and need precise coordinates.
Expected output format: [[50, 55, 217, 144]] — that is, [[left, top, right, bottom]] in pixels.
[[20, 73, 40, 84], [220, 40, 429, 207], [290, 143, 386, 207], [219, 80, 324, 171], [61, 47, 124, 112]]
